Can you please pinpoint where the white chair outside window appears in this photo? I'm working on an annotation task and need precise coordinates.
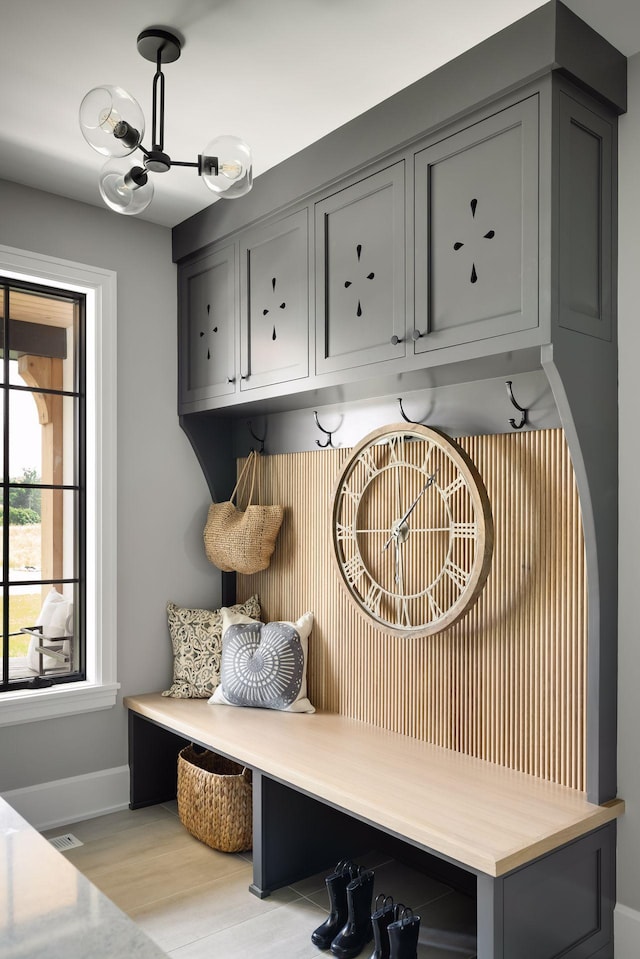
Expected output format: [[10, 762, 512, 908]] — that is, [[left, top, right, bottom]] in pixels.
[[23, 588, 74, 676]]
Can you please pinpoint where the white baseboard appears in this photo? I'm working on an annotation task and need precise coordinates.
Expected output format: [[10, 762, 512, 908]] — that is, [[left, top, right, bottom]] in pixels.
[[1, 765, 130, 831], [615, 903, 640, 958]]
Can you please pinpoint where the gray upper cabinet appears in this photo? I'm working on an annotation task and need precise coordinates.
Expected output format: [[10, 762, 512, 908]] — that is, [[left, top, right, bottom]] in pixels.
[[414, 95, 539, 352], [239, 209, 309, 392], [178, 244, 237, 409], [315, 162, 406, 374], [177, 69, 617, 419]]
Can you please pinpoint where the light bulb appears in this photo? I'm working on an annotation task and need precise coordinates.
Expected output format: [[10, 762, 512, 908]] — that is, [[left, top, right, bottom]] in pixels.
[[79, 86, 144, 158], [200, 135, 253, 198], [98, 158, 154, 215], [98, 106, 120, 133], [219, 161, 243, 180]]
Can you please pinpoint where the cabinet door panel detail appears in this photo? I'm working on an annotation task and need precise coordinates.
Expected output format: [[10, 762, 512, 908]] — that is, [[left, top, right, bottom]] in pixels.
[[558, 93, 612, 340], [316, 162, 405, 374], [240, 210, 309, 391], [179, 245, 236, 407], [415, 96, 539, 351]]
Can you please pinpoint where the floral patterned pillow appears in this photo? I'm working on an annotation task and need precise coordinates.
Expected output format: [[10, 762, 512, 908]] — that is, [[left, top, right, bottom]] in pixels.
[[162, 595, 261, 699]]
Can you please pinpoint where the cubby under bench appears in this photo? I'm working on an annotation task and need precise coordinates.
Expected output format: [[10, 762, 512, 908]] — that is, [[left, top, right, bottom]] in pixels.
[[124, 693, 623, 959]]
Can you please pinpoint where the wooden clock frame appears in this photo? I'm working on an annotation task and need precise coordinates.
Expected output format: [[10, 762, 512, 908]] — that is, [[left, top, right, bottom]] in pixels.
[[330, 423, 494, 637]]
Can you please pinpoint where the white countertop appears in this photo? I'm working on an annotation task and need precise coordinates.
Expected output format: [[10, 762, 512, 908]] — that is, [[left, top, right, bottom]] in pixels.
[[0, 798, 168, 959]]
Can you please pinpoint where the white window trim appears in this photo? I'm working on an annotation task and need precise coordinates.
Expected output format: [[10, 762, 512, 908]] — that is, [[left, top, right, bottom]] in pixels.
[[0, 244, 119, 726]]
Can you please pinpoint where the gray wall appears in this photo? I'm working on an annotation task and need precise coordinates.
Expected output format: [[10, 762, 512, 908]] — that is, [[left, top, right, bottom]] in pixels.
[[617, 51, 640, 919], [0, 46, 639, 928], [0, 180, 218, 790]]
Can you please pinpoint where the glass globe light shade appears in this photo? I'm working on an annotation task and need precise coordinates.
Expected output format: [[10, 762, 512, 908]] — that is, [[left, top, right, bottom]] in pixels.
[[98, 158, 154, 215], [200, 136, 253, 198], [79, 86, 144, 158]]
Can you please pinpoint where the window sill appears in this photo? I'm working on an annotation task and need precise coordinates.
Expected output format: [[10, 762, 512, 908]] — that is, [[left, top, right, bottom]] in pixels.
[[0, 681, 120, 727]]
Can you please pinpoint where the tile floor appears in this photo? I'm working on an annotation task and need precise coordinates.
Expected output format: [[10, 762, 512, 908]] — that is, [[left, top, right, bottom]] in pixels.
[[44, 803, 477, 958]]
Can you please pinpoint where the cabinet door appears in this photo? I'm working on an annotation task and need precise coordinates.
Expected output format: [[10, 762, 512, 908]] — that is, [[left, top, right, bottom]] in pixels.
[[178, 244, 237, 408], [414, 96, 539, 352], [239, 209, 309, 392], [315, 162, 405, 374]]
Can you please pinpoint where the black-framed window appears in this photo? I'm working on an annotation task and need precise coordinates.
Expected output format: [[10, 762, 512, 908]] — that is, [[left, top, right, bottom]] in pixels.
[[0, 278, 85, 691]]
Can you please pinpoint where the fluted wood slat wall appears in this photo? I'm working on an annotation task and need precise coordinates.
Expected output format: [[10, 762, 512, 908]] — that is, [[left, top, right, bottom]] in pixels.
[[237, 429, 586, 791]]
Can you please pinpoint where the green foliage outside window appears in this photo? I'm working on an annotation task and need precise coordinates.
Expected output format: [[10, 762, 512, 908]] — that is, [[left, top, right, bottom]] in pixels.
[[0, 507, 40, 525], [2, 468, 42, 524]]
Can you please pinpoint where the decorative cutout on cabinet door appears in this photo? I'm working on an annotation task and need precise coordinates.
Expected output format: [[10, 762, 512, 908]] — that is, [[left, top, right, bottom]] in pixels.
[[452, 198, 496, 284], [199, 303, 218, 360], [343, 243, 376, 318], [260, 276, 286, 342]]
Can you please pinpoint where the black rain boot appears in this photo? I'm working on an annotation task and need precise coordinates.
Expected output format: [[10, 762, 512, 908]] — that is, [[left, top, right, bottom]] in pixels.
[[388, 908, 420, 959], [312, 861, 358, 950], [368, 895, 398, 959], [330, 869, 375, 959]]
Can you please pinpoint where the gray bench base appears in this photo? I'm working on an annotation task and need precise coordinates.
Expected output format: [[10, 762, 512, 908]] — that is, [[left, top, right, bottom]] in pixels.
[[127, 709, 616, 958]]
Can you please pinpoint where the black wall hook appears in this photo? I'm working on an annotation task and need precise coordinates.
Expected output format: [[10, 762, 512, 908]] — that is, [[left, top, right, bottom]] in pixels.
[[398, 397, 430, 425], [314, 411, 336, 448], [247, 420, 266, 453], [506, 381, 528, 430]]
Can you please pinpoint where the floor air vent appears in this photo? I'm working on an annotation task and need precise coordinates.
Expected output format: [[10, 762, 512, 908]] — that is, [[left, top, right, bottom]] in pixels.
[[49, 833, 84, 851]]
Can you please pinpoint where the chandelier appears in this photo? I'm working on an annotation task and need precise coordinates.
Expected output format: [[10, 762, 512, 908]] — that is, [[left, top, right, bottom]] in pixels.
[[79, 28, 253, 216]]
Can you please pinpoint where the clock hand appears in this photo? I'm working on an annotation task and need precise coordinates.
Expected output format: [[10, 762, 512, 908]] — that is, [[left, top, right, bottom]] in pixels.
[[395, 463, 403, 524], [394, 538, 405, 591], [382, 469, 439, 551], [396, 468, 440, 529]]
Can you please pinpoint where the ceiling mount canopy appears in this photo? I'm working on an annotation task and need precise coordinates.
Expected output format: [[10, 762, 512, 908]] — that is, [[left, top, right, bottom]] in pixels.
[[79, 27, 253, 216]]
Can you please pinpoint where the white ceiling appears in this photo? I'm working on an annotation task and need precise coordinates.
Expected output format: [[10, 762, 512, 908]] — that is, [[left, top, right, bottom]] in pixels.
[[3, 0, 639, 229]]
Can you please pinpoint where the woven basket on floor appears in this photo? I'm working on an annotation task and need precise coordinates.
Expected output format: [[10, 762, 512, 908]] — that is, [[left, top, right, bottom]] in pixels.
[[177, 744, 252, 853]]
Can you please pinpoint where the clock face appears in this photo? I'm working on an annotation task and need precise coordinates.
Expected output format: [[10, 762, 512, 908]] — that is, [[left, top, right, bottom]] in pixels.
[[331, 423, 493, 636]]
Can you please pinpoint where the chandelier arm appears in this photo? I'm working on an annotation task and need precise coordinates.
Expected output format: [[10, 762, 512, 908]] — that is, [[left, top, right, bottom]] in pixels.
[[169, 160, 201, 168], [151, 48, 165, 151]]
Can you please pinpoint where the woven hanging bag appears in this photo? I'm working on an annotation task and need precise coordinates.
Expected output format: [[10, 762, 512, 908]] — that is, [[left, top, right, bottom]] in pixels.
[[204, 450, 283, 574], [177, 745, 252, 853]]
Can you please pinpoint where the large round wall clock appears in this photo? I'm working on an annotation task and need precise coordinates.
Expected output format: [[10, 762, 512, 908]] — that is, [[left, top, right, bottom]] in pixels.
[[331, 423, 494, 637]]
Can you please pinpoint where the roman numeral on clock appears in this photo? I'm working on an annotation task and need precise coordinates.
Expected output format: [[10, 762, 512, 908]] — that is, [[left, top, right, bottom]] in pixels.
[[426, 588, 443, 620], [444, 560, 470, 591], [341, 484, 359, 506], [395, 595, 412, 627], [363, 582, 383, 616], [360, 448, 379, 480], [452, 522, 477, 540], [335, 522, 352, 542], [442, 475, 466, 500], [342, 553, 366, 586], [387, 434, 406, 464]]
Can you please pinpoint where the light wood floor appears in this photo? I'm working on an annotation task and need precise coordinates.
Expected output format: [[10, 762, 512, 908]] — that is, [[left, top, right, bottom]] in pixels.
[[44, 803, 477, 958]]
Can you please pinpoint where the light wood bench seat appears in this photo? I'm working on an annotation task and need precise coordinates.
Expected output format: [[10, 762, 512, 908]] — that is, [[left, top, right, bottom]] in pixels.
[[124, 692, 623, 878]]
